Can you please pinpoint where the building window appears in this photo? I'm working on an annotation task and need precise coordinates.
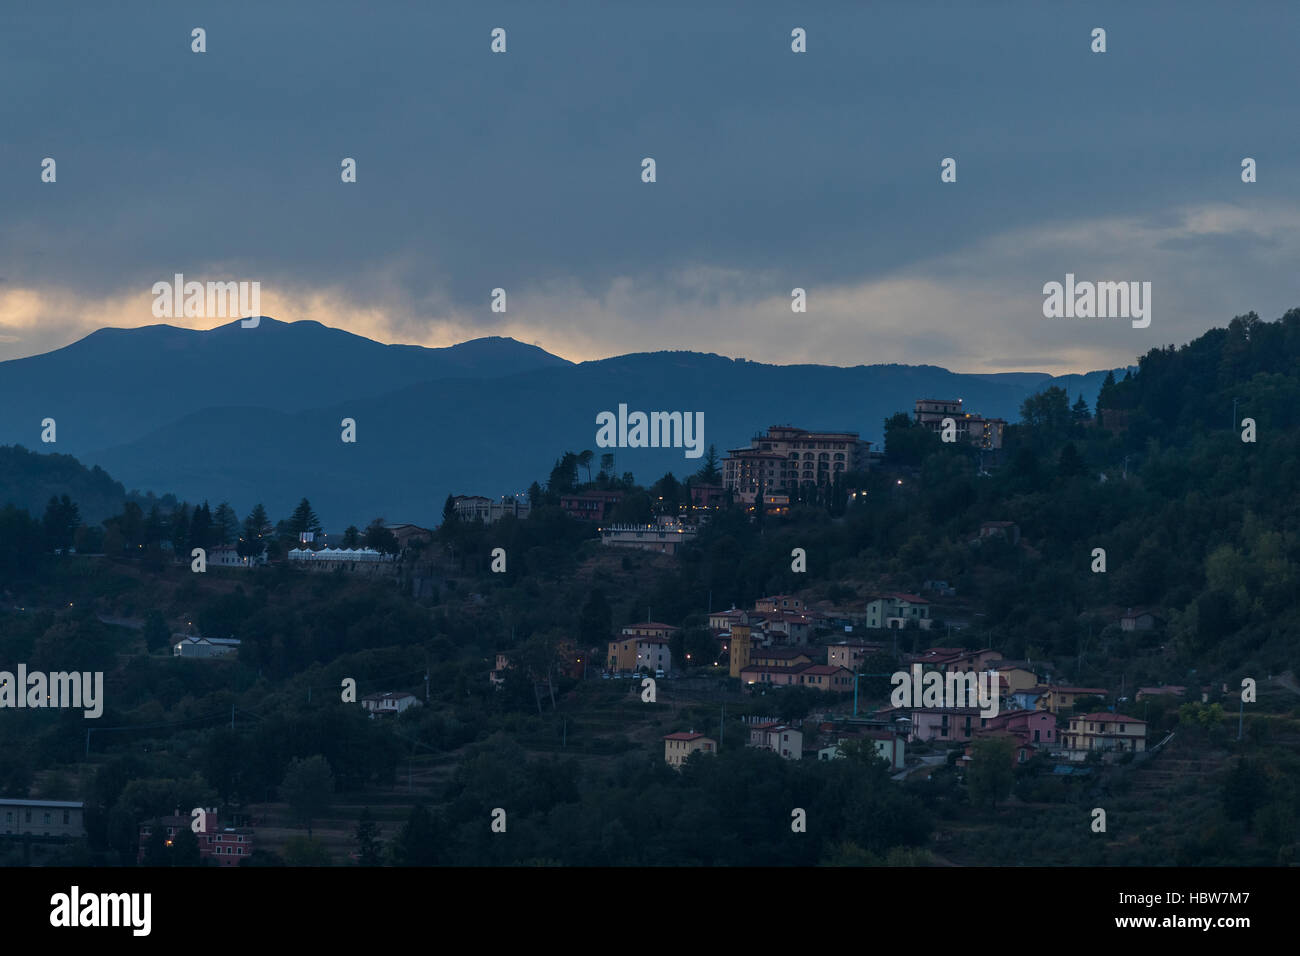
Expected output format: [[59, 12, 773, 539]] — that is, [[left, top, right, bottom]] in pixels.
[[63, 811, 70, 825]]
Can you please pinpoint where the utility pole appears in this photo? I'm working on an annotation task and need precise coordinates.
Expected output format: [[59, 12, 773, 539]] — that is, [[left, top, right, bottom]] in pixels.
[[1232, 397, 1241, 431], [231, 703, 235, 731]]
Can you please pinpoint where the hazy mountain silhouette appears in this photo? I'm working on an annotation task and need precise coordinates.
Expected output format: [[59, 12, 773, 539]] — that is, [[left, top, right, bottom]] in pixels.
[[2, 326, 1120, 529], [0, 318, 570, 456]]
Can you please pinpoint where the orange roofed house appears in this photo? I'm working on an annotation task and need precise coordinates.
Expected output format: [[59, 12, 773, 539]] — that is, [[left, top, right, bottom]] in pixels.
[[1042, 686, 1108, 714], [663, 732, 716, 768], [608, 623, 676, 675], [1061, 713, 1147, 760]]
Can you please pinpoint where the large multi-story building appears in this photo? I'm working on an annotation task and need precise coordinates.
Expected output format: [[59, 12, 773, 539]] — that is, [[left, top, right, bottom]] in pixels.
[[913, 399, 1006, 450], [1061, 713, 1147, 759], [825, 639, 887, 671], [607, 628, 674, 675], [137, 811, 254, 866], [451, 496, 530, 524], [722, 425, 871, 502], [559, 491, 624, 522], [0, 798, 85, 839], [599, 518, 697, 555]]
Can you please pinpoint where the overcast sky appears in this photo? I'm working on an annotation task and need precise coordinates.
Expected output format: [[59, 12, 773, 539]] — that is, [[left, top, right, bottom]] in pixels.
[[1, 1, 1298, 373]]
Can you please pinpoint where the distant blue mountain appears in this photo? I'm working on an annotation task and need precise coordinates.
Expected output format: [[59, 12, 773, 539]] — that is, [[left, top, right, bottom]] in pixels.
[[39, 331, 1121, 530], [0, 318, 571, 456]]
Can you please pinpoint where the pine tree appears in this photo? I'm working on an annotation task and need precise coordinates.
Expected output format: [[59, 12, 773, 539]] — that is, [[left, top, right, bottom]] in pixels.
[[188, 502, 213, 550], [1072, 394, 1090, 423], [238, 504, 271, 560], [42, 495, 79, 552], [695, 444, 722, 484], [288, 498, 323, 542], [213, 502, 240, 546], [1095, 371, 1117, 427]]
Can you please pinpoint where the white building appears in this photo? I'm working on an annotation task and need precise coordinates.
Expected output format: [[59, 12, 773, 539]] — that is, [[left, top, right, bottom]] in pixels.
[[173, 635, 241, 658], [288, 547, 389, 563], [817, 734, 906, 770], [599, 518, 697, 555], [207, 546, 267, 567], [361, 691, 421, 716], [864, 593, 932, 630], [748, 722, 803, 760], [0, 798, 86, 838], [636, 637, 672, 675]]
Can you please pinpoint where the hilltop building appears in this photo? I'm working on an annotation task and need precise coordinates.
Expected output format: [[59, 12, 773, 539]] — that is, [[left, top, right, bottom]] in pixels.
[[599, 517, 697, 555], [722, 425, 871, 502], [450, 496, 530, 524], [913, 398, 1006, 450]]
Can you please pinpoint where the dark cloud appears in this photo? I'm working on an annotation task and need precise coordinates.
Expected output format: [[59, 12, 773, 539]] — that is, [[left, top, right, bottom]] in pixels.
[[1, 1, 1298, 370]]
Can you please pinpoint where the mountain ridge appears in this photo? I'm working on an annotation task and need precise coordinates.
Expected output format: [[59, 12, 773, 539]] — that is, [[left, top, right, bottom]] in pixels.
[[1, 317, 1124, 529]]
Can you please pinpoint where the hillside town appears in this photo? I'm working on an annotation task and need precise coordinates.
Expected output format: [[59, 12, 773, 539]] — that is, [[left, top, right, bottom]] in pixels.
[[2, 354, 1294, 873]]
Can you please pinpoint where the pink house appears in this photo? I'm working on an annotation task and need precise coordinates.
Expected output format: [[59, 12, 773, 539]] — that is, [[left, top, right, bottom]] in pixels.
[[979, 708, 1055, 747], [906, 707, 982, 742]]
